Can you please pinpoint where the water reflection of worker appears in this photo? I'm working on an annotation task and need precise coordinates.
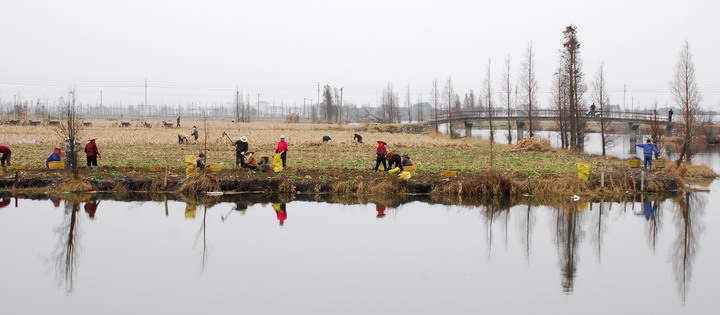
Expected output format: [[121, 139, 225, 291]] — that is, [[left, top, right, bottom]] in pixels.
[[375, 204, 386, 218], [273, 203, 287, 226], [185, 203, 197, 219], [0, 198, 11, 208], [638, 201, 659, 221], [84, 200, 100, 219]]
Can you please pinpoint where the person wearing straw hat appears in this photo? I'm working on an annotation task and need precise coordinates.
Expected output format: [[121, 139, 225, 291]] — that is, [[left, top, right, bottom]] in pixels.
[[84, 138, 100, 167], [234, 136, 249, 167], [374, 140, 388, 171]]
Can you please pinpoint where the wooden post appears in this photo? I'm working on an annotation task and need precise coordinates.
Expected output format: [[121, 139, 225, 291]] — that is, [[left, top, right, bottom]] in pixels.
[[640, 171, 645, 192], [601, 172, 605, 188]]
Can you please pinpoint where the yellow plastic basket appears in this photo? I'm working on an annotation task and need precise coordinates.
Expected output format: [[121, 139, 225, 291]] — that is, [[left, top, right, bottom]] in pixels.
[[654, 158, 667, 169], [148, 166, 163, 172], [6, 165, 25, 170], [440, 170, 458, 177], [628, 159, 641, 168], [208, 163, 223, 171], [48, 161, 64, 169]]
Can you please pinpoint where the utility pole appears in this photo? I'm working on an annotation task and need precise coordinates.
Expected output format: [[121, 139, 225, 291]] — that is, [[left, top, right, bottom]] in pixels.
[[257, 93, 260, 119], [235, 87, 240, 123], [100, 90, 103, 107], [303, 98, 307, 119], [623, 84, 626, 110], [144, 79, 148, 116]]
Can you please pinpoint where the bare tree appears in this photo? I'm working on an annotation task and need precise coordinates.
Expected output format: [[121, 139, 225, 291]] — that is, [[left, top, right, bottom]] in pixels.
[[56, 89, 83, 180], [552, 65, 570, 149], [561, 25, 587, 150], [648, 101, 666, 153], [670, 41, 703, 166], [483, 58, 495, 143], [380, 83, 399, 124], [501, 54, 513, 144], [519, 42, 538, 137], [592, 62, 615, 155], [431, 79, 440, 133], [322, 84, 335, 122], [443, 77, 457, 137]]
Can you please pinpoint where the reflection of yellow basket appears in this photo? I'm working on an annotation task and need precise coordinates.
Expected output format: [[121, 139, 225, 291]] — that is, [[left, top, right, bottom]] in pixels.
[[208, 163, 223, 171], [48, 161, 64, 169], [148, 166, 163, 172], [6, 165, 25, 170], [440, 170, 458, 177], [654, 158, 667, 169], [628, 159, 641, 168]]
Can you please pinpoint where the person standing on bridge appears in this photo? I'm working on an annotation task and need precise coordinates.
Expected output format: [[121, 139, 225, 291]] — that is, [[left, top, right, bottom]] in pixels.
[[668, 109, 674, 123], [589, 103, 597, 117], [636, 139, 660, 169]]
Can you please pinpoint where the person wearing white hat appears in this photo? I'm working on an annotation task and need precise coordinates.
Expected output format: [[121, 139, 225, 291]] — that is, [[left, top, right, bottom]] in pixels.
[[233, 136, 249, 167], [276, 135, 288, 168]]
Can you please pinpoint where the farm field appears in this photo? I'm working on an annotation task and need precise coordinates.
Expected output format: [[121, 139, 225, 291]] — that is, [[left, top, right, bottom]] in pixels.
[[0, 119, 624, 178]]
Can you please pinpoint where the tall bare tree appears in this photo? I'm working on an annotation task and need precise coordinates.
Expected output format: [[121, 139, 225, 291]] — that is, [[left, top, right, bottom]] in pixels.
[[483, 58, 495, 143], [552, 65, 570, 149], [501, 54, 513, 144], [406, 85, 412, 123], [519, 42, 538, 137], [670, 41, 702, 166], [57, 89, 82, 180], [381, 83, 399, 124], [592, 62, 615, 155], [431, 79, 440, 133], [561, 25, 587, 150], [443, 77, 457, 137]]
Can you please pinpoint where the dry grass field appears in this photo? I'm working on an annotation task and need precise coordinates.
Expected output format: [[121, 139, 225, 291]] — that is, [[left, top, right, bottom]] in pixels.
[[0, 119, 622, 177]]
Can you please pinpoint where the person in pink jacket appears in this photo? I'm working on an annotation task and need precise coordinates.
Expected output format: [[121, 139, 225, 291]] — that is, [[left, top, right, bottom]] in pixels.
[[276, 135, 289, 168]]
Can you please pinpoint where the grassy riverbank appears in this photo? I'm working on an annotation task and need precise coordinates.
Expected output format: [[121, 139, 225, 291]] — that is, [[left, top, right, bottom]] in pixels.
[[0, 120, 716, 196]]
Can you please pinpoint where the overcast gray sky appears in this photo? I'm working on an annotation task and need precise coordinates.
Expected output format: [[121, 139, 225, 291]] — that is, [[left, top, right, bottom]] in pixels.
[[1, 0, 718, 109]]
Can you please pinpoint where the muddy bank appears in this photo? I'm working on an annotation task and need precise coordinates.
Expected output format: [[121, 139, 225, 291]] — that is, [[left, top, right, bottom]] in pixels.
[[0, 166, 690, 196]]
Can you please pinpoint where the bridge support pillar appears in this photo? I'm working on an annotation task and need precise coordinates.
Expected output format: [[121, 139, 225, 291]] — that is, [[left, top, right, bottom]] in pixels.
[[628, 122, 640, 142], [665, 123, 674, 137], [516, 120, 525, 142], [464, 121, 473, 138]]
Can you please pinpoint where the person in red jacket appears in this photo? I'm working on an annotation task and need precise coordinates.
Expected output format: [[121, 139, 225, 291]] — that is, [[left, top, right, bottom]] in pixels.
[[374, 141, 387, 171], [84, 139, 101, 167], [0, 145, 12, 167], [276, 135, 288, 168]]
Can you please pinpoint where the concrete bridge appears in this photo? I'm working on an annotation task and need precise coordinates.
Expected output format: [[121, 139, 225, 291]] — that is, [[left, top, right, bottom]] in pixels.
[[432, 109, 685, 141]]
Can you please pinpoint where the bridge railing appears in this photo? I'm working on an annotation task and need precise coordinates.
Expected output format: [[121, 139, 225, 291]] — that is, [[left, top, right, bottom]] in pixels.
[[432, 109, 716, 123]]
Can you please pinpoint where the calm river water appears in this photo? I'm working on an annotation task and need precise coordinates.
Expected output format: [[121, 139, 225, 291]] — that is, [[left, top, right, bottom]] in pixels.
[[1, 130, 719, 314]]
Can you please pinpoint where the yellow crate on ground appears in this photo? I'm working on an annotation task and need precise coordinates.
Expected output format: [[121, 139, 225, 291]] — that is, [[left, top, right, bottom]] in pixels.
[[628, 158, 641, 168], [6, 165, 25, 170], [48, 161, 64, 169], [148, 166, 163, 172], [208, 163, 223, 171], [654, 158, 667, 169]]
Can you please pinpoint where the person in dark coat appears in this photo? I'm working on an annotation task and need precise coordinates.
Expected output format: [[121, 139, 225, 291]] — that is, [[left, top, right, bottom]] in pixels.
[[191, 126, 199, 141], [0, 145, 11, 167], [385, 151, 403, 172], [84, 139, 100, 167], [234, 136, 249, 167], [354, 133, 363, 143], [176, 116, 181, 128], [196, 153, 206, 169], [668, 109, 674, 122]]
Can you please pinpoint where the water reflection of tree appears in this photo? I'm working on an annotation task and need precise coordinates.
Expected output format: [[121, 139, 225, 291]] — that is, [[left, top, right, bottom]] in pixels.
[[515, 204, 534, 262], [670, 192, 706, 303], [588, 201, 610, 261], [482, 198, 511, 259], [53, 200, 81, 294], [554, 204, 585, 294]]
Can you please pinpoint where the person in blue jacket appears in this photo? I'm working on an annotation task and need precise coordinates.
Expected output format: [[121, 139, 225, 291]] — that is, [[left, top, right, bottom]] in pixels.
[[636, 139, 659, 169]]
